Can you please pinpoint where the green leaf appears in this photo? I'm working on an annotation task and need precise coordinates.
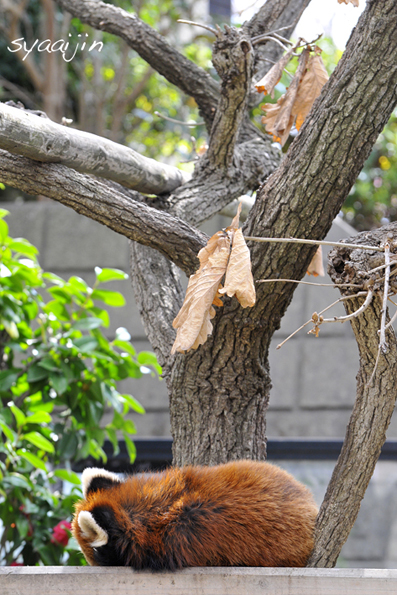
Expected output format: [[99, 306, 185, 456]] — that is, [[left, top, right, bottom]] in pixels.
[[9, 403, 26, 428], [91, 289, 125, 307], [3, 472, 32, 489], [95, 267, 128, 283], [124, 435, 136, 464], [0, 208, 10, 218], [15, 516, 30, 540], [44, 300, 70, 321], [123, 394, 145, 414], [54, 469, 81, 485], [0, 369, 20, 391], [89, 307, 109, 327], [106, 427, 120, 456], [30, 401, 53, 414], [23, 431, 55, 453], [16, 449, 47, 472], [71, 317, 103, 331], [38, 357, 60, 372], [137, 351, 162, 375], [49, 372, 68, 395], [25, 411, 52, 424], [89, 439, 107, 463], [101, 383, 123, 413], [8, 239, 38, 258], [112, 340, 136, 356], [27, 363, 49, 383], [57, 432, 78, 460], [68, 276, 88, 292], [0, 219, 9, 242], [72, 336, 98, 353], [0, 421, 16, 442]]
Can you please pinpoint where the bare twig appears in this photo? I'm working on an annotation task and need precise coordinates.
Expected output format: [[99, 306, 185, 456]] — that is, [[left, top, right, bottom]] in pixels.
[[273, 32, 294, 45], [244, 235, 385, 252], [176, 19, 218, 36], [252, 35, 291, 51], [154, 111, 204, 127], [257, 279, 363, 288], [251, 24, 295, 42], [379, 241, 391, 353], [320, 290, 374, 324], [276, 319, 313, 350], [276, 291, 369, 349]]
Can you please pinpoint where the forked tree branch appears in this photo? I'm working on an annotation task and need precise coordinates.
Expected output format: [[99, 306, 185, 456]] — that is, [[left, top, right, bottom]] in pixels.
[[56, 0, 220, 128], [0, 149, 206, 275], [0, 102, 189, 195], [307, 224, 397, 567]]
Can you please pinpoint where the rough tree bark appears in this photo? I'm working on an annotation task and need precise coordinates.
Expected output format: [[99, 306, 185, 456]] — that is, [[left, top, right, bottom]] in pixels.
[[308, 224, 397, 566], [1, 0, 397, 567]]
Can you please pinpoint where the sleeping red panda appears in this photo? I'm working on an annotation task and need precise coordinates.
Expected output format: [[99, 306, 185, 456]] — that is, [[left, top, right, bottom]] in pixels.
[[72, 460, 318, 569]]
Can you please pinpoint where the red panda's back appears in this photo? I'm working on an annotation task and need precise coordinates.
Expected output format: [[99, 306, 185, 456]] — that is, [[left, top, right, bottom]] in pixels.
[[73, 461, 318, 569]]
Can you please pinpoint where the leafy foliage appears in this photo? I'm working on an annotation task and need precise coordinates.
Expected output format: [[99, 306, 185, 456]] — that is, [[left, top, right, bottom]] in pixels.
[[0, 210, 160, 565], [344, 110, 397, 230]]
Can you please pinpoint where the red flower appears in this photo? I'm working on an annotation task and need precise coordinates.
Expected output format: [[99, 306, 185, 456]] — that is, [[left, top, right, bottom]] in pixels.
[[51, 520, 72, 547], [10, 562, 24, 566]]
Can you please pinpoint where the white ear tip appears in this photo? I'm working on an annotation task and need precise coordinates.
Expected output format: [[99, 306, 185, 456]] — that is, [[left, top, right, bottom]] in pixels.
[[78, 510, 108, 547], [81, 467, 121, 499]]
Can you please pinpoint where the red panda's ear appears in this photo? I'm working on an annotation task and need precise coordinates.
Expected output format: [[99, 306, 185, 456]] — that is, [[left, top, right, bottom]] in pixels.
[[81, 468, 122, 499], [78, 510, 109, 547]]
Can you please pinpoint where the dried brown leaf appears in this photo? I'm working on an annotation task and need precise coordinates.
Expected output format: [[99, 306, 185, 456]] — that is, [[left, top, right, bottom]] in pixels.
[[219, 228, 256, 308], [306, 245, 325, 277], [261, 95, 294, 146], [292, 54, 329, 130], [261, 49, 310, 147], [171, 232, 230, 354], [255, 46, 296, 97], [273, 49, 310, 137], [338, 0, 359, 6]]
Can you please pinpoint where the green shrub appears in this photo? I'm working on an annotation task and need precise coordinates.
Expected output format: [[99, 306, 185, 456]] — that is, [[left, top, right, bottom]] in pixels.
[[0, 209, 160, 565]]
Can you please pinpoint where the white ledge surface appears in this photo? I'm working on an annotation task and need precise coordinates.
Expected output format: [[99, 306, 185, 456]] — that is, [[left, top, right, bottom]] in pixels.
[[1, 567, 397, 595]]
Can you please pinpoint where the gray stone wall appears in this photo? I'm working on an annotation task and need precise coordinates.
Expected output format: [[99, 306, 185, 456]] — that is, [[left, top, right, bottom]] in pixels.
[[5, 201, 397, 568]]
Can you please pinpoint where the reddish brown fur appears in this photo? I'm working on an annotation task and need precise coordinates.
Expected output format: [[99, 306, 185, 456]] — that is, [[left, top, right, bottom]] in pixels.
[[73, 460, 318, 569]]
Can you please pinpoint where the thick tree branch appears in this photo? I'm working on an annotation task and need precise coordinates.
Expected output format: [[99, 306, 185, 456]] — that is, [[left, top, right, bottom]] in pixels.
[[0, 149, 206, 275], [56, 0, 220, 129], [0, 102, 189, 195], [170, 137, 279, 225], [307, 223, 397, 567], [129, 243, 183, 370]]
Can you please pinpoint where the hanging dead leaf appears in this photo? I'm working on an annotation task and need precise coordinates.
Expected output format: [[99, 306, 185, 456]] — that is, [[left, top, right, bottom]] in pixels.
[[171, 232, 230, 354], [261, 49, 310, 147], [219, 228, 256, 307], [171, 203, 256, 354], [306, 245, 325, 277], [291, 53, 329, 130], [261, 95, 292, 145], [255, 46, 296, 97], [338, 0, 359, 6]]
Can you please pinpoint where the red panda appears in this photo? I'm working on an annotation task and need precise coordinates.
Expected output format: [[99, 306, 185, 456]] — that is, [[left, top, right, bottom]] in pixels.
[[72, 460, 318, 569]]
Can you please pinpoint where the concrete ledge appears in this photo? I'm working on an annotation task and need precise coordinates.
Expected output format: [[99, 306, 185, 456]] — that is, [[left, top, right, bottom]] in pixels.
[[1, 567, 397, 595]]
